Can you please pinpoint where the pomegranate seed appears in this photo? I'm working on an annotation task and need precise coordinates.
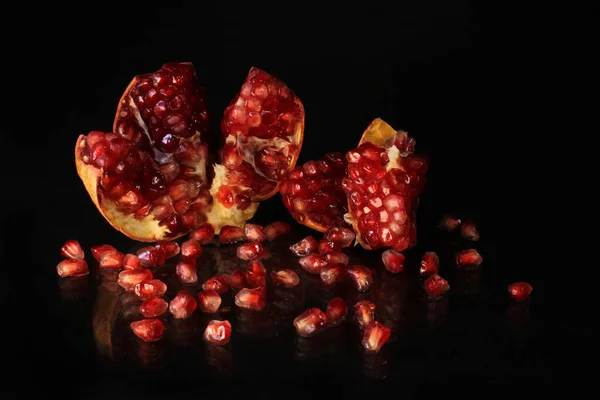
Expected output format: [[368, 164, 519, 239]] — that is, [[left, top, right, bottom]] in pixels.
[[508, 282, 533, 302], [181, 239, 202, 258], [299, 254, 328, 274], [320, 265, 347, 285], [323, 227, 355, 248], [270, 269, 300, 288], [56, 259, 89, 278], [198, 290, 222, 313], [326, 297, 348, 326], [290, 236, 318, 256], [123, 254, 142, 270], [381, 250, 405, 273], [235, 287, 266, 310], [362, 321, 391, 353], [99, 250, 125, 269], [202, 275, 229, 294], [140, 297, 168, 318], [455, 249, 483, 269], [293, 308, 328, 337], [155, 240, 180, 259], [354, 300, 376, 329], [423, 274, 450, 298], [226, 270, 248, 289], [244, 224, 267, 242], [136, 246, 165, 267], [118, 269, 153, 291], [461, 220, 480, 241], [190, 223, 215, 244], [318, 240, 338, 254], [60, 240, 84, 260], [236, 242, 265, 261], [439, 214, 461, 231], [91, 244, 117, 261], [219, 226, 247, 244], [203, 320, 232, 345], [176, 258, 198, 284], [347, 266, 373, 292], [246, 260, 267, 287], [420, 252, 439, 275], [325, 251, 349, 266], [169, 290, 197, 319], [130, 319, 164, 342], [134, 279, 167, 300], [264, 221, 291, 241]]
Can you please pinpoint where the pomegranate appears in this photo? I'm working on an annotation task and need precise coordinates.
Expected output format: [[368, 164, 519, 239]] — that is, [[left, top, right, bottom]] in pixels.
[[326, 297, 348, 326], [203, 320, 232, 345], [123, 254, 142, 270], [202, 275, 229, 294], [270, 269, 300, 288], [226, 270, 248, 290], [324, 227, 355, 248], [99, 250, 124, 269], [298, 254, 328, 274], [342, 118, 428, 251], [317, 240, 338, 254], [347, 266, 373, 292], [455, 249, 483, 270], [198, 290, 222, 313], [130, 319, 164, 342], [136, 246, 165, 267], [289, 236, 318, 256], [56, 259, 89, 278], [60, 240, 84, 260], [237, 242, 265, 261], [235, 287, 266, 310], [134, 279, 167, 300], [140, 297, 168, 318], [293, 308, 328, 337], [118, 269, 153, 291], [362, 321, 391, 353], [155, 241, 180, 259], [190, 223, 215, 244], [325, 251, 349, 266], [280, 152, 348, 232], [381, 250, 405, 273], [181, 239, 202, 258], [320, 265, 347, 285], [91, 244, 116, 261], [218, 226, 246, 244], [508, 282, 533, 302]]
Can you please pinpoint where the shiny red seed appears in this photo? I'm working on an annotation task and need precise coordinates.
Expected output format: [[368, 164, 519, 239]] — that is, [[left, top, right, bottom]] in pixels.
[[318, 240, 338, 254], [270, 269, 300, 288], [123, 254, 142, 270], [420, 252, 439, 275], [354, 300, 376, 329], [235, 287, 266, 310], [130, 318, 164, 342], [226, 270, 248, 289], [382, 250, 405, 273], [293, 308, 328, 337], [290, 236, 318, 256], [56, 259, 89, 278], [134, 279, 167, 300], [362, 321, 391, 353], [244, 224, 267, 242], [202, 275, 229, 294], [323, 227, 355, 248], [508, 282, 533, 302], [99, 250, 125, 269], [176, 258, 198, 284], [246, 260, 267, 287], [169, 290, 197, 319], [439, 214, 461, 232], [198, 289, 222, 313], [455, 249, 483, 269], [118, 269, 153, 291], [264, 221, 291, 241], [326, 297, 348, 326], [299, 254, 328, 274], [423, 274, 450, 298], [181, 239, 202, 258], [461, 220, 480, 241], [140, 297, 168, 318], [325, 251, 349, 266], [320, 265, 347, 285], [347, 266, 373, 292], [136, 246, 165, 267], [203, 320, 232, 345], [219, 226, 246, 244], [60, 240, 84, 260], [237, 242, 265, 261], [190, 223, 215, 244], [91, 244, 116, 261], [155, 240, 180, 259]]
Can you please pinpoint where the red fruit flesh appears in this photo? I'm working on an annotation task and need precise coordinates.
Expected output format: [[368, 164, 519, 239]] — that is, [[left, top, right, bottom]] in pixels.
[[99, 250, 125, 269], [136, 246, 165, 267], [219, 226, 246, 244], [455, 249, 483, 270], [293, 308, 328, 337], [299, 254, 328, 274], [155, 241, 180, 259], [326, 297, 348, 326], [140, 297, 168, 317], [134, 279, 167, 300], [439, 214, 461, 232], [381, 250, 405, 273], [246, 260, 267, 287], [203, 320, 232, 345], [290, 236, 319, 256], [318, 240, 338, 254], [181, 239, 202, 258], [130, 318, 164, 342], [198, 290, 222, 313], [264, 221, 291, 241], [176, 258, 198, 284], [118, 269, 153, 291], [461, 220, 480, 241], [227, 270, 248, 289], [324, 227, 355, 248], [362, 321, 390, 353], [123, 254, 142, 270], [244, 224, 267, 242], [420, 252, 439, 276], [91, 244, 116, 261], [347, 266, 373, 292], [235, 287, 266, 310], [202, 275, 229, 294], [169, 290, 198, 319], [354, 300, 376, 329], [508, 282, 533, 302], [56, 259, 89, 278], [270, 269, 300, 288], [60, 240, 84, 260], [424, 274, 450, 298], [190, 223, 215, 244], [320, 265, 347, 285]]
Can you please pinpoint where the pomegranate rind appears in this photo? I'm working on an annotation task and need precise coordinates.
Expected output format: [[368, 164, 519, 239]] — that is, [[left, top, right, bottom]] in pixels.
[[358, 118, 403, 150]]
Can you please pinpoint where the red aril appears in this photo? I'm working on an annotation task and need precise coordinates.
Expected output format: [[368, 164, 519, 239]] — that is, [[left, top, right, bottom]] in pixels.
[[118, 269, 153, 291], [235, 287, 266, 310], [219, 226, 246, 244], [181, 239, 202, 258], [155, 240, 180, 259], [198, 290, 222, 313], [362, 321, 390, 353], [264, 221, 291, 241], [134, 279, 167, 300], [455, 249, 483, 270], [293, 308, 328, 337], [299, 254, 328, 274], [203, 320, 232, 345], [508, 282, 533, 302], [237, 242, 265, 261], [140, 297, 168, 318], [130, 319, 164, 342], [318, 240, 338, 254], [270, 269, 300, 288], [202, 275, 229, 294], [123, 254, 142, 270], [60, 240, 84, 260], [347, 266, 373, 292], [246, 260, 267, 287], [420, 252, 439, 275], [169, 290, 197, 319], [99, 250, 125, 269], [226, 269, 248, 290], [324, 227, 355, 248], [91, 244, 116, 261], [56, 259, 89, 278], [190, 223, 215, 244], [423, 274, 450, 299], [325, 251, 349, 266], [439, 214, 461, 232], [290, 236, 318, 256], [461, 220, 480, 241], [326, 297, 348, 326], [176, 258, 198, 284], [320, 265, 347, 285], [244, 224, 267, 242], [381, 250, 404, 273], [354, 300, 376, 329], [136, 246, 165, 267]]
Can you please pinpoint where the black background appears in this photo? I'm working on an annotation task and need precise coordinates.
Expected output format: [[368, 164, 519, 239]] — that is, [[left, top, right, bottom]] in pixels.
[[0, 1, 577, 398]]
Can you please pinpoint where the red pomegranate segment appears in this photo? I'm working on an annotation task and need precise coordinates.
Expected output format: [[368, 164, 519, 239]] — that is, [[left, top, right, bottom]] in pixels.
[[354, 300, 376, 330], [181, 239, 202, 258], [130, 319, 164, 342], [455, 249, 483, 270], [326, 297, 348, 326], [190, 223, 215, 244], [325, 251, 349, 266], [290, 236, 319, 256], [198, 290, 222, 313], [298, 254, 328, 274], [362, 321, 391, 353], [176, 258, 198, 284], [270, 269, 300, 288], [508, 282, 533, 302], [347, 266, 373, 292], [91, 244, 117, 261], [136, 246, 165, 267], [382, 250, 405, 273], [202, 275, 229, 294], [56, 259, 89, 278], [219, 226, 246, 244], [420, 252, 440, 276], [140, 297, 168, 318], [236, 242, 265, 261], [280, 152, 348, 232], [264, 221, 291, 241], [123, 254, 142, 270], [246, 260, 267, 287], [169, 290, 198, 319], [320, 265, 347, 285], [60, 240, 84, 260], [118, 269, 153, 291], [318, 240, 338, 254], [99, 250, 125, 269], [203, 320, 232, 345], [461, 220, 480, 241], [226, 270, 248, 289], [155, 241, 180, 259], [424, 274, 450, 298], [244, 224, 267, 242], [439, 214, 461, 232], [293, 308, 328, 337], [235, 287, 266, 310], [324, 227, 355, 248]]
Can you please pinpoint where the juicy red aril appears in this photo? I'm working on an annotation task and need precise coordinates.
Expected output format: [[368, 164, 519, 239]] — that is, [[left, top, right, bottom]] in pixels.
[[91, 244, 117, 261], [118, 269, 153, 291], [455, 249, 483, 270], [134, 279, 167, 299], [169, 290, 198, 319], [219, 226, 246, 244], [382, 250, 405, 273], [155, 240, 180, 259], [130, 319, 164, 342], [324, 227, 355, 248], [461, 220, 480, 241], [299, 254, 328, 274], [290, 236, 318, 256], [237, 242, 265, 261], [347, 266, 373, 292], [270, 269, 300, 288], [56, 259, 89, 278], [176, 258, 198, 284], [226, 270, 248, 289], [420, 252, 439, 275], [99, 250, 125, 269], [320, 265, 347, 285], [235, 287, 266, 310], [293, 308, 328, 337], [203, 320, 232, 346], [354, 300, 376, 329], [140, 297, 168, 317], [424, 274, 450, 298], [326, 297, 348, 326], [244, 224, 267, 242], [362, 321, 391, 353], [318, 240, 339, 254], [136, 246, 165, 267], [123, 254, 142, 270], [181, 239, 202, 258], [264, 221, 291, 241], [190, 223, 215, 244], [325, 251, 349, 266], [246, 260, 267, 287], [60, 240, 84, 260], [508, 282, 533, 302], [203, 275, 229, 294], [198, 290, 222, 313], [439, 214, 461, 232]]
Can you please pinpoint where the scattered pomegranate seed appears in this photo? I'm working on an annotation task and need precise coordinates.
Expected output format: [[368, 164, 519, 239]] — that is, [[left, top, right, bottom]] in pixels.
[[181, 239, 202, 258], [198, 289, 222, 313], [293, 308, 328, 337], [130, 318, 164, 342], [190, 223, 215, 244], [226, 269, 248, 289], [203, 320, 232, 345], [318, 240, 339, 254], [246, 260, 267, 287], [155, 240, 180, 259], [56, 259, 89, 278], [118, 269, 153, 291], [455, 249, 483, 269], [123, 254, 142, 270], [91, 244, 117, 261], [169, 290, 197, 319], [237, 242, 265, 261], [323, 226, 355, 248], [320, 265, 347, 285], [134, 279, 167, 300], [219, 226, 246, 244], [202, 275, 229, 294], [508, 282, 533, 302], [354, 300, 376, 329], [60, 240, 84, 260], [298, 254, 328, 274], [290, 236, 318, 256], [136, 246, 165, 267], [325, 251, 349, 266], [234, 287, 266, 310], [347, 266, 373, 292], [140, 297, 168, 318], [176, 258, 198, 284], [439, 214, 461, 232], [461, 220, 480, 241], [423, 274, 450, 299], [362, 321, 391, 353], [270, 269, 300, 288], [244, 224, 267, 242], [381, 250, 405, 273], [420, 252, 439, 275], [99, 250, 125, 269], [326, 297, 348, 326], [264, 221, 291, 241]]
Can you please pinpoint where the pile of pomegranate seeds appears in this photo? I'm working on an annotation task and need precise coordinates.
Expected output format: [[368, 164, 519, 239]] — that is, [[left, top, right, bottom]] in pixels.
[[324, 227, 355, 248]]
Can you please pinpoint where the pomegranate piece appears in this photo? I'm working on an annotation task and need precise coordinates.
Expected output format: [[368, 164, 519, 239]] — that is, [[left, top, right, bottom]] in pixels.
[[190, 223, 215, 244], [99, 250, 125, 269], [264, 221, 291, 241], [270, 269, 300, 288], [326, 297, 348, 326], [362, 321, 391, 353], [320, 265, 347, 285], [237, 242, 265, 261], [181, 239, 202, 258], [91, 244, 117, 261], [60, 240, 84, 260], [280, 152, 348, 232], [455, 249, 483, 270], [169, 290, 198, 319], [439, 214, 461, 232], [202, 275, 229, 294], [324, 227, 355, 248], [325, 251, 349, 266], [244, 224, 267, 242], [155, 240, 180, 259], [56, 259, 89, 278], [290, 236, 319, 256], [118, 269, 153, 291], [136, 246, 165, 267], [508, 282, 533, 302], [246, 260, 267, 287], [140, 297, 168, 318], [293, 308, 328, 337], [123, 254, 142, 270], [219, 226, 246, 244], [203, 320, 232, 345], [234, 287, 266, 310], [461, 220, 480, 241], [381, 250, 405, 273], [130, 318, 164, 342], [424, 274, 450, 299], [298, 254, 328, 274], [318, 240, 338, 254], [347, 266, 373, 292], [198, 290, 222, 313], [420, 252, 440, 275], [176, 258, 198, 284], [134, 279, 167, 300], [354, 300, 376, 329]]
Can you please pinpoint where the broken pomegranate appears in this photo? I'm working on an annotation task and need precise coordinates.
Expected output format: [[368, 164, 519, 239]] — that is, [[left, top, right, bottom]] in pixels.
[[439, 214, 461, 232], [270, 269, 300, 288], [320, 265, 347, 285], [235, 287, 266, 310], [326, 297, 348, 326], [381, 250, 405, 273], [508, 282, 533, 302], [130, 319, 164, 342], [123, 254, 142, 270], [169, 290, 197, 319], [176, 258, 198, 284], [362, 321, 390, 353], [60, 240, 84, 260], [244, 224, 267, 242], [299, 254, 328, 274], [237, 242, 265, 261], [91, 244, 116, 261], [140, 297, 168, 318], [455, 249, 483, 270], [461, 220, 480, 241], [290, 236, 319, 256], [420, 252, 439, 275], [203, 320, 232, 345], [246, 260, 267, 287], [347, 266, 373, 292], [190, 223, 215, 244], [56, 259, 89, 278], [293, 308, 328, 337], [423, 274, 450, 299], [99, 250, 125, 269], [219, 226, 246, 244], [181, 239, 202, 258], [342, 118, 428, 251], [155, 241, 180, 259], [202, 275, 229, 294], [198, 290, 222, 313], [118, 269, 153, 291], [136, 246, 165, 267], [134, 279, 167, 300], [354, 300, 376, 329], [264, 221, 291, 241]]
